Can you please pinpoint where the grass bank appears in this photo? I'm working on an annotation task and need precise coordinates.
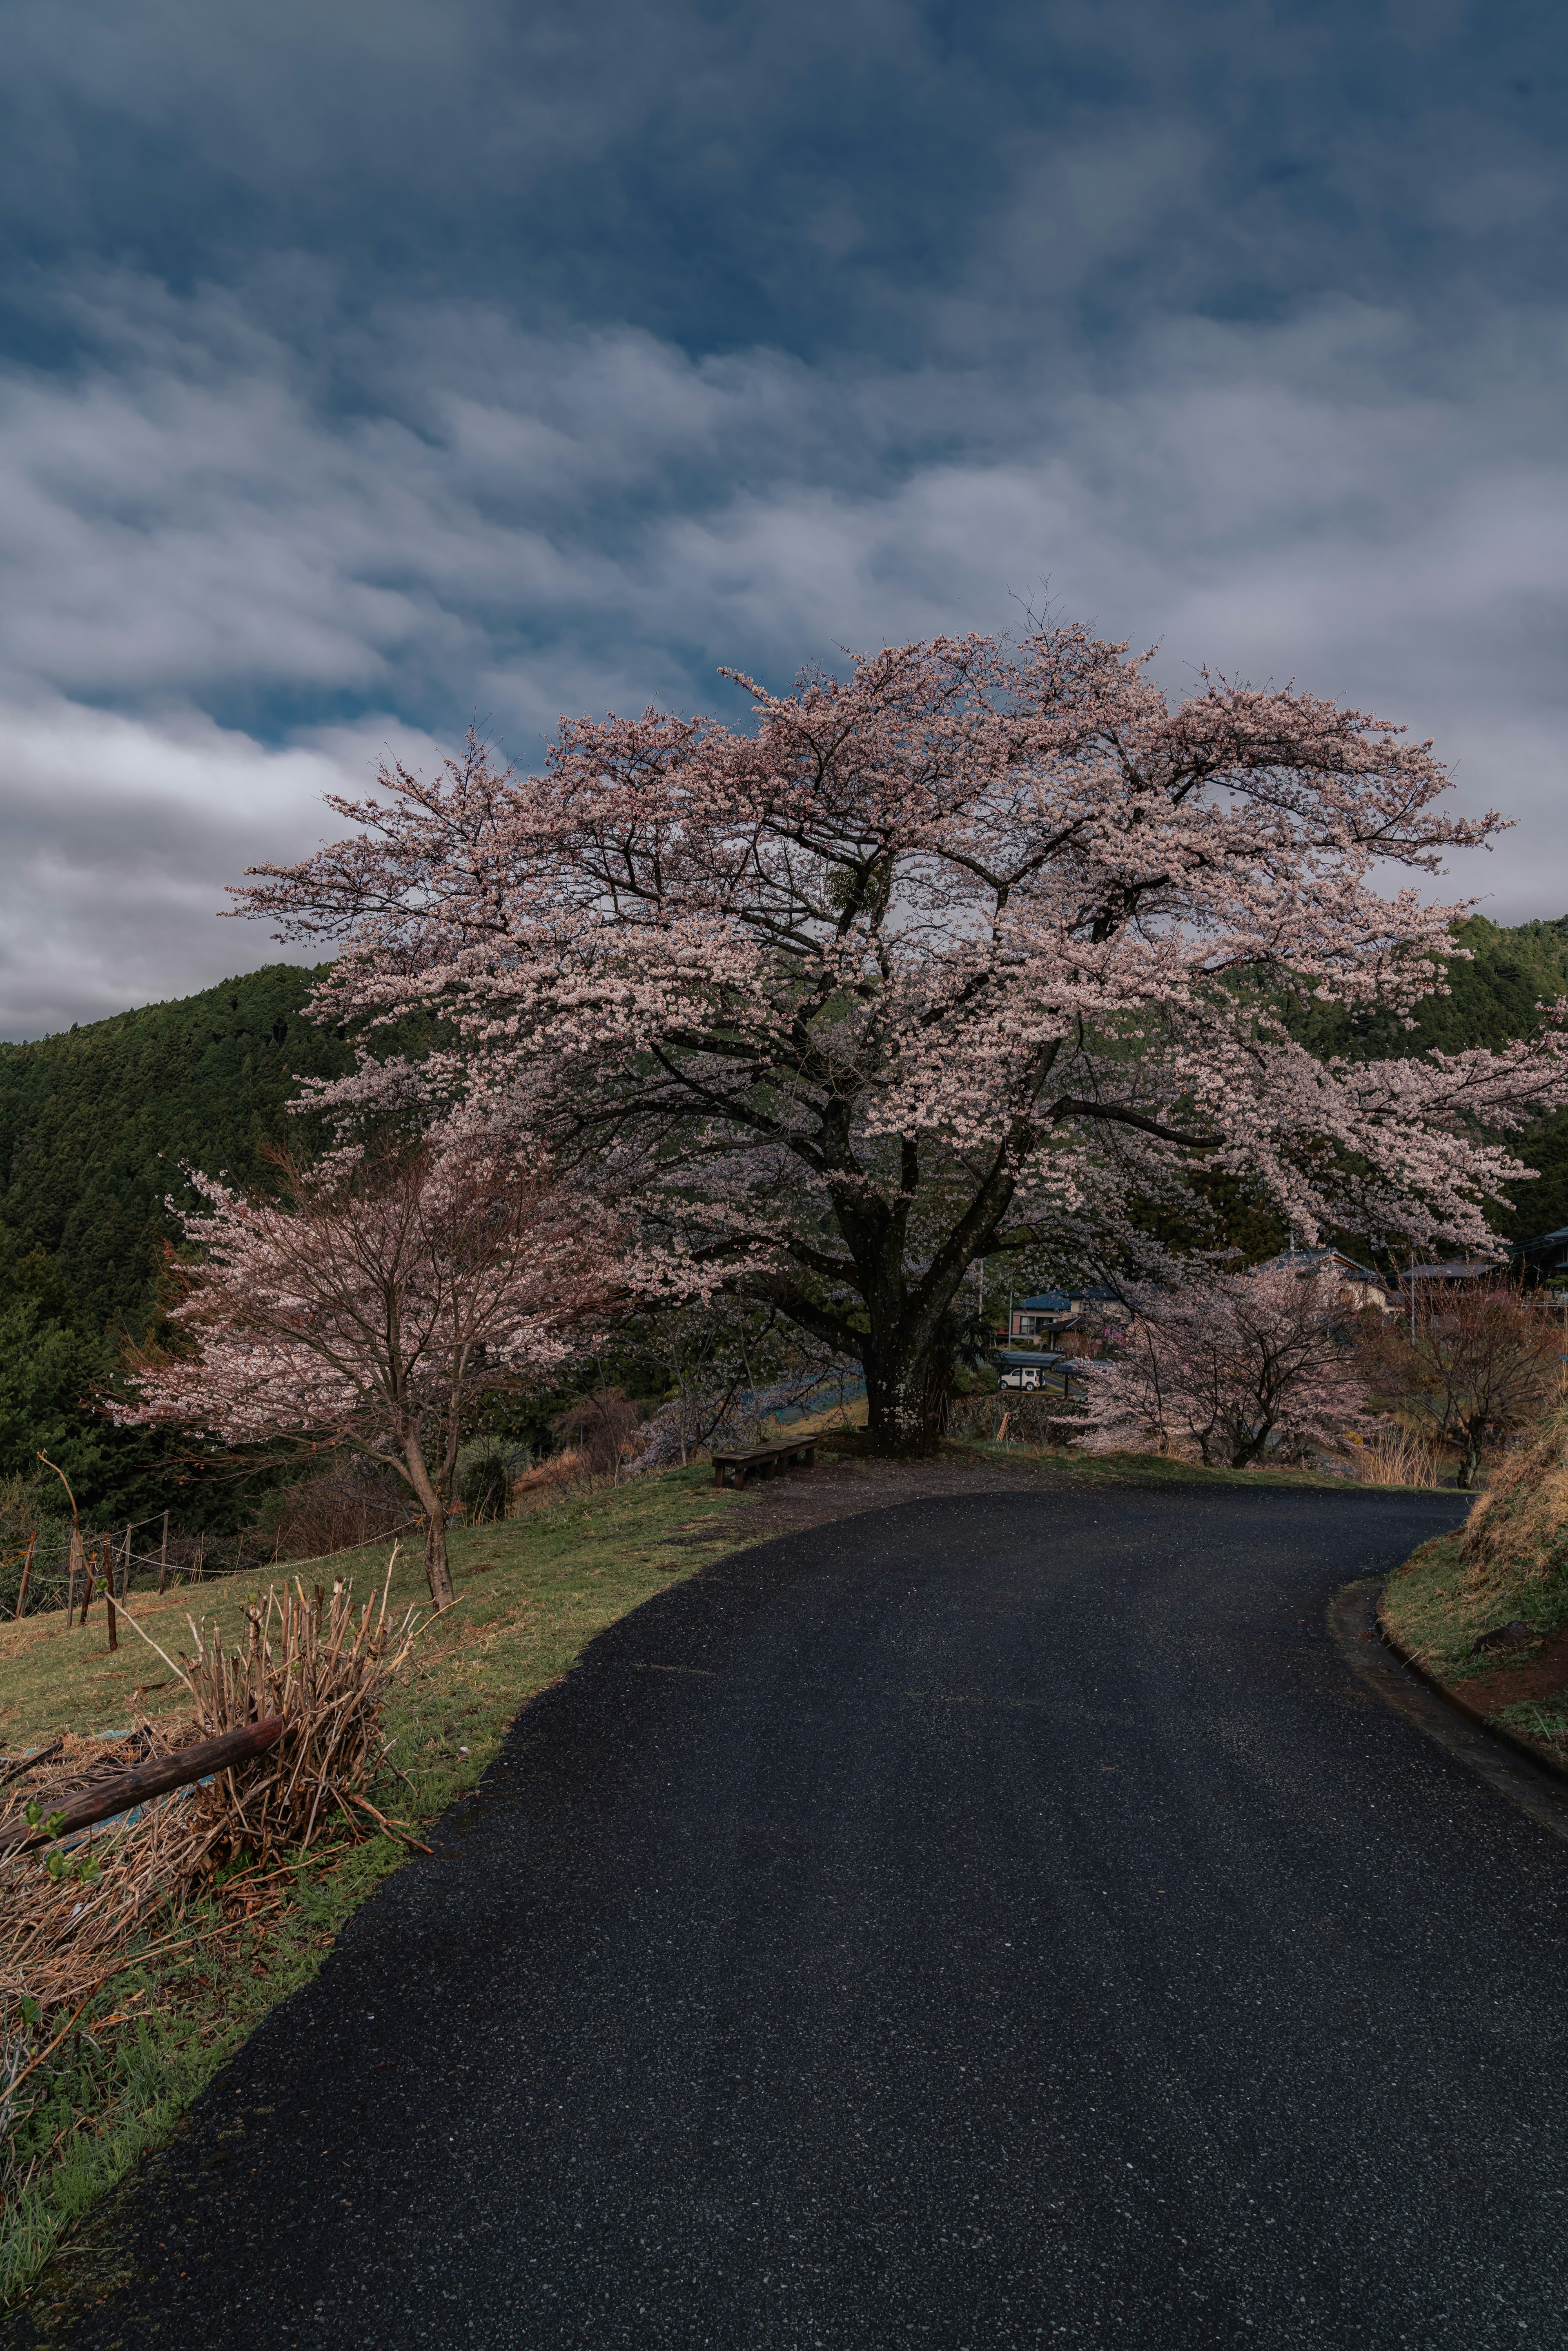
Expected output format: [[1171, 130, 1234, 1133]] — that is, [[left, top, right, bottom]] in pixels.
[[1, 1465, 752, 2308], [953, 1437, 1388, 1492], [1380, 1414, 1568, 1768]]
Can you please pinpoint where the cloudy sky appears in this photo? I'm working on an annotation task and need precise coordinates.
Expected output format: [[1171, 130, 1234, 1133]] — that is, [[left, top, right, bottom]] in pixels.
[[1, 0, 1564, 1037]]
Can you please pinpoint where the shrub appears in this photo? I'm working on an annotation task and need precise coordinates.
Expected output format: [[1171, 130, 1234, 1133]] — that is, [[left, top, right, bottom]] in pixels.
[[457, 1438, 532, 1524]]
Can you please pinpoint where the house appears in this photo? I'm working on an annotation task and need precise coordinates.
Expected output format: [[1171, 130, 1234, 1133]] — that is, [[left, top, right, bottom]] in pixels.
[[1394, 1258, 1506, 1298], [1008, 1291, 1074, 1342], [1007, 1286, 1131, 1346], [1255, 1248, 1391, 1313]]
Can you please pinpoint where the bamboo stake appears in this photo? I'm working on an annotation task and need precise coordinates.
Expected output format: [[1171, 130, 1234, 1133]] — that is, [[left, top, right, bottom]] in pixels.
[[15, 1529, 35, 1620], [158, 1508, 169, 1593]]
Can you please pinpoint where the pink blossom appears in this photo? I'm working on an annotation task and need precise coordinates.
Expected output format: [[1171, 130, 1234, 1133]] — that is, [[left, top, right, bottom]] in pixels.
[[229, 620, 1568, 1454]]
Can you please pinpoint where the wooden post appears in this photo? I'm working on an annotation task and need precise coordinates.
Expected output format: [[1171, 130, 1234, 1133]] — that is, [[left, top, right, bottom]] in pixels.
[[120, 1524, 131, 1599], [14, 1531, 34, 1620], [157, 1509, 169, 1594], [67, 1525, 85, 1627], [106, 1561, 118, 1652], [79, 1545, 95, 1624]]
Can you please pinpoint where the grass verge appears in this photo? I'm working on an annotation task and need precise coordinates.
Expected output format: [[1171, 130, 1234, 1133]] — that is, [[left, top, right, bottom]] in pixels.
[[950, 1438, 1397, 1492], [1, 1465, 753, 2308], [1379, 1526, 1568, 1771]]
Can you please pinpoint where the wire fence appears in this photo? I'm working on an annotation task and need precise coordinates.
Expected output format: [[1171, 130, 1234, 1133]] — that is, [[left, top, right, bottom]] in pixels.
[[0, 1509, 411, 1625], [0, 1509, 211, 1626]]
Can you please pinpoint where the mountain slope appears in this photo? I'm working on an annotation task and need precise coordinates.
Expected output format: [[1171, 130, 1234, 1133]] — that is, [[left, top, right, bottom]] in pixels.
[[0, 964, 351, 1338]]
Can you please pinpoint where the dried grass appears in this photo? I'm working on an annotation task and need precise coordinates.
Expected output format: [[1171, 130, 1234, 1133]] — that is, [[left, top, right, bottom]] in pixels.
[[1350, 1424, 1446, 1488], [1459, 1407, 1568, 1601], [0, 1560, 423, 2027], [511, 1446, 583, 1499]]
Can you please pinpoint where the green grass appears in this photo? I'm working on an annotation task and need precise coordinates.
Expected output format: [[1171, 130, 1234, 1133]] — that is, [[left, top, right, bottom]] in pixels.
[[1, 1465, 757, 2309], [1493, 1698, 1568, 1745], [0, 1466, 747, 1763], [1375, 1533, 1490, 1678], [1379, 1524, 1568, 1686]]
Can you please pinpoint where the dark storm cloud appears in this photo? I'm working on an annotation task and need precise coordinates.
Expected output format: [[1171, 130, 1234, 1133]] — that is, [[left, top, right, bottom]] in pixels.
[[0, 0, 1564, 1033]]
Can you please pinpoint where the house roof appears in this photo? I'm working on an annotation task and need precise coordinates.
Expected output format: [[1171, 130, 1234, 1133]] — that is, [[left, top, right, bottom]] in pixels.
[[1014, 1292, 1073, 1313], [1257, 1247, 1385, 1286], [1399, 1259, 1504, 1283]]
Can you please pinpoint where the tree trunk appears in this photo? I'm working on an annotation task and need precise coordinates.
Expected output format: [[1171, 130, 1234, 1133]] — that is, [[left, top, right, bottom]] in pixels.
[[422, 1507, 456, 1611], [1455, 1422, 1483, 1491], [864, 1344, 945, 1457], [400, 1435, 457, 1610]]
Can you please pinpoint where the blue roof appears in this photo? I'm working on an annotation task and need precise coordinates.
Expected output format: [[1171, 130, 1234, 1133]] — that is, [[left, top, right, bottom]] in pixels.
[[1015, 1292, 1072, 1312]]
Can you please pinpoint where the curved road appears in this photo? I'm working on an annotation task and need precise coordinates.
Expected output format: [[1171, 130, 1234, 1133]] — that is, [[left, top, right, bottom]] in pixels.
[[20, 1484, 1568, 2351]]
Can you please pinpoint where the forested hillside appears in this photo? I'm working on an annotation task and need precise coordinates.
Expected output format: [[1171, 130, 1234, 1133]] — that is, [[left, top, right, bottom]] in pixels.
[[0, 965, 352, 1520], [2, 918, 1566, 1522]]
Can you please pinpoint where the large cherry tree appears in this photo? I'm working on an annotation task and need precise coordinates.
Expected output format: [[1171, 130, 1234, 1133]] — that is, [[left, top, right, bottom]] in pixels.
[[234, 621, 1568, 1453]]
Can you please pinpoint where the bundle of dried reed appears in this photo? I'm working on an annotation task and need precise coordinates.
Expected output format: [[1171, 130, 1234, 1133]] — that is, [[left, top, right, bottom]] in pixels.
[[176, 1558, 423, 1859], [0, 1558, 424, 2027]]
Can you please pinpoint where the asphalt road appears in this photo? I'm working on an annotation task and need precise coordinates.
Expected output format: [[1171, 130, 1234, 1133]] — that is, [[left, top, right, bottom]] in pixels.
[[21, 1482, 1568, 2351]]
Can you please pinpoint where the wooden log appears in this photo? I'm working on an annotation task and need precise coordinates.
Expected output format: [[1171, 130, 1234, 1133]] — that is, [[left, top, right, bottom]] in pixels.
[[0, 1718, 286, 1859]]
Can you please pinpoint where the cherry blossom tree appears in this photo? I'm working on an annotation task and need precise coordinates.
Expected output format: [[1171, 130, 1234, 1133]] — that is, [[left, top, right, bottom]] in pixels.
[[1076, 1263, 1370, 1468], [232, 620, 1568, 1455], [115, 1131, 624, 1607]]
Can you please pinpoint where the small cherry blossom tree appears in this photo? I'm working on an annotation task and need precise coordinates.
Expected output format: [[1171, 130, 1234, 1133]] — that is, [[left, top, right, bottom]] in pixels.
[[1076, 1264, 1370, 1468], [232, 620, 1568, 1455], [116, 1131, 624, 1607]]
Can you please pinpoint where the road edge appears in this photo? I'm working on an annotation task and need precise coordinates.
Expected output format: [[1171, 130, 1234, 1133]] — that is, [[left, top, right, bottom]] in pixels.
[[1329, 1577, 1568, 1847]]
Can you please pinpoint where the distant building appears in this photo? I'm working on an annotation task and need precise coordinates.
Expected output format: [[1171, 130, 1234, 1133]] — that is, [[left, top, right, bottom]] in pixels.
[[1007, 1286, 1130, 1345], [1009, 1291, 1073, 1342], [1255, 1248, 1391, 1314], [1394, 1258, 1506, 1298]]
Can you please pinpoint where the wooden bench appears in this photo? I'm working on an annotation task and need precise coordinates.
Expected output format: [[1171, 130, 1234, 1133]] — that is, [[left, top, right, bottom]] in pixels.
[[710, 1437, 818, 1489]]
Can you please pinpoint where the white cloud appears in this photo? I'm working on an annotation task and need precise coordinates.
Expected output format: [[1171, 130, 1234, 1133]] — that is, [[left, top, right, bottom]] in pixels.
[[0, 696, 447, 1037], [1, 272, 1565, 1035]]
